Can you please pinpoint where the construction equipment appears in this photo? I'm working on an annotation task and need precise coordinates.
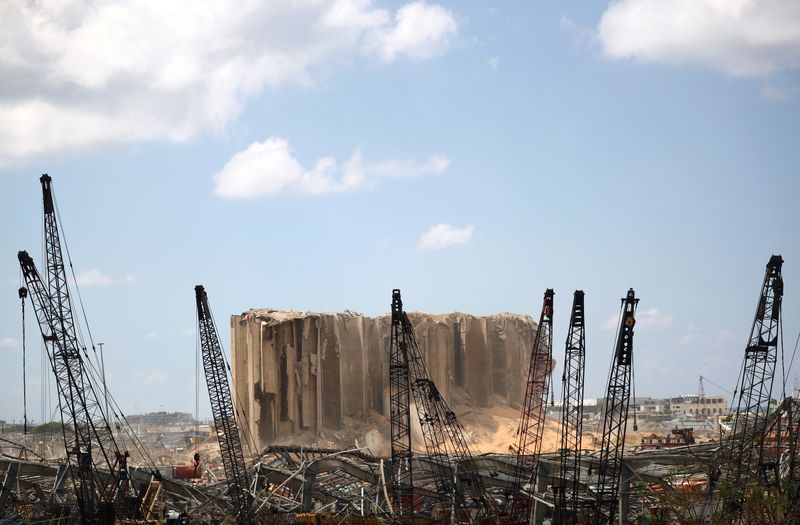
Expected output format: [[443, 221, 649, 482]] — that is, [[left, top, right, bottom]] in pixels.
[[593, 288, 638, 525], [389, 289, 413, 524], [390, 289, 492, 524], [509, 289, 554, 525], [195, 285, 253, 524], [718, 255, 783, 519], [18, 253, 128, 525], [554, 291, 587, 524], [16, 174, 132, 525]]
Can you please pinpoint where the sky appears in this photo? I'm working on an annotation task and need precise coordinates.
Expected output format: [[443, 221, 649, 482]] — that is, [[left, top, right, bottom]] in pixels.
[[0, 0, 798, 424]]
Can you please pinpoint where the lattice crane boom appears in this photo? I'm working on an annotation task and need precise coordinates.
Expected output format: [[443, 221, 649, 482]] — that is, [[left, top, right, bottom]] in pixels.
[[555, 290, 587, 525], [509, 288, 554, 525], [16, 174, 129, 525], [389, 289, 413, 524], [195, 285, 253, 525], [593, 288, 638, 525], [720, 255, 783, 518], [391, 290, 492, 524]]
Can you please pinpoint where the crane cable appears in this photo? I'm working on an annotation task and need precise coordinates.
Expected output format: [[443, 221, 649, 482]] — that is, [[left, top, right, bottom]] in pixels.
[[785, 331, 800, 393]]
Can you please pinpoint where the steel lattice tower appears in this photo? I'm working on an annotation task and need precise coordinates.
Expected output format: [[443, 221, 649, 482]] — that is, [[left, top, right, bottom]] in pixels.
[[509, 289, 555, 525], [392, 290, 492, 524], [555, 291, 586, 525], [720, 255, 783, 519], [195, 285, 253, 525], [17, 174, 129, 525], [389, 289, 414, 524], [593, 288, 638, 525]]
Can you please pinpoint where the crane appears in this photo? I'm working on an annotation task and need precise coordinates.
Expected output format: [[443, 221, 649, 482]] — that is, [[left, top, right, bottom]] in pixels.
[[389, 289, 413, 524], [195, 285, 253, 524], [593, 288, 638, 525], [16, 173, 131, 525], [390, 289, 492, 524], [19, 251, 130, 525], [554, 290, 587, 525], [389, 290, 415, 523], [718, 255, 783, 519], [509, 288, 555, 525]]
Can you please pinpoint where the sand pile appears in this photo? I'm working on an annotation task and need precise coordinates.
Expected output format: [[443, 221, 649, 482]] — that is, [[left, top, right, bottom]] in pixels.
[[265, 390, 643, 457]]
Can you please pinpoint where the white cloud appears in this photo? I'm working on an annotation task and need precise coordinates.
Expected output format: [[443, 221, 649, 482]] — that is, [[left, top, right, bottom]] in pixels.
[[0, 337, 19, 349], [182, 328, 196, 337], [0, 1, 458, 166], [636, 307, 673, 329], [373, 2, 457, 61], [597, 0, 800, 77], [560, 15, 595, 50], [214, 136, 449, 198], [74, 269, 135, 287], [144, 332, 159, 340], [487, 56, 500, 70], [418, 223, 474, 251], [601, 307, 672, 330]]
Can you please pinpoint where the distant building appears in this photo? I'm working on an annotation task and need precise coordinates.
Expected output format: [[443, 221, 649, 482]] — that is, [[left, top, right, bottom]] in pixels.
[[669, 395, 728, 417], [634, 397, 670, 415]]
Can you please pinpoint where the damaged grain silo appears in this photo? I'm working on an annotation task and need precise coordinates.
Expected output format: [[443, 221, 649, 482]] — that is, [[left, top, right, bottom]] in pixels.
[[230, 309, 540, 449]]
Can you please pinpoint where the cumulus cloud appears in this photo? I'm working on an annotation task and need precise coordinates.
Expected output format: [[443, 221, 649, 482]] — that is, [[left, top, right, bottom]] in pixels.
[[597, 0, 800, 77], [214, 136, 449, 198], [0, 0, 458, 166], [374, 2, 458, 61], [636, 307, 673, 329], [418, 223, 474, 251], [0, 337, 19, 349], [487, 57, 500, 70], [75, 269, 135, 287]]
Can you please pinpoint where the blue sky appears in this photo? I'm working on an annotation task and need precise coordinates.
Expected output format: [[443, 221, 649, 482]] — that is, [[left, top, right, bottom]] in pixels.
[[0, 1, 798, 423]]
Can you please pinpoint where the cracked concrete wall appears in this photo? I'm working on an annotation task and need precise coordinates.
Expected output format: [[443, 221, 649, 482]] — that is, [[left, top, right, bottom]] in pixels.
[[231, 309, 538, 449]]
